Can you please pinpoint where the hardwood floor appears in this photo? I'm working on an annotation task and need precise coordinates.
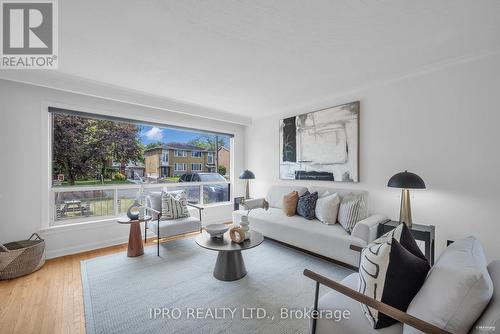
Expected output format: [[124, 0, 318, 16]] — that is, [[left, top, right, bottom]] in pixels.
[[0, 233, 198, 334]]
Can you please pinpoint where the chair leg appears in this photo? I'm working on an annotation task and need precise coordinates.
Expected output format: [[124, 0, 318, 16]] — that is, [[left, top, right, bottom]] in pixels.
[[144, 222, 147, 243], [157, 218, 160, 257], [311, 282, 320, 334]]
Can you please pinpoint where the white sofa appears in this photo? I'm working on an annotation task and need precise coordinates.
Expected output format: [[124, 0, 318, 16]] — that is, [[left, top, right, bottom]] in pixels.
[[232, 185, 387, 268]]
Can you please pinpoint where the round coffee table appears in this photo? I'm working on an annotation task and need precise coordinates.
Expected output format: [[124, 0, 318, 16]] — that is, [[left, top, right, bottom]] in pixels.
[[196, 230, 264, 281], [117, 215, 151, 257]]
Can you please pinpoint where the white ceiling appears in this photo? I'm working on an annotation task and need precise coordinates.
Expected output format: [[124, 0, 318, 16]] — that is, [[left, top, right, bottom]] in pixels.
[[4, 0, 500, 121]]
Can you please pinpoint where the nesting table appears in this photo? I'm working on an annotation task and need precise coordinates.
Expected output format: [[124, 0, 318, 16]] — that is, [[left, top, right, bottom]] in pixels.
[[196, 230, 264, 281]]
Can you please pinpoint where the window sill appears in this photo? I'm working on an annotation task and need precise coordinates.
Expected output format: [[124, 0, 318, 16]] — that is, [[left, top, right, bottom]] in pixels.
[[42, 202, 232, 234], [41, 217, 120, 235]]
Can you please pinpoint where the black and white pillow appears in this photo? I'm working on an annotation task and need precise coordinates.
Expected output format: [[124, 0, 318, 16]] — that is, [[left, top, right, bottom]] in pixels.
[[161, 191, 189, 220], [338, 193, 366, 232], [296, 191, 318, 220], [358, 223, 430, 329]]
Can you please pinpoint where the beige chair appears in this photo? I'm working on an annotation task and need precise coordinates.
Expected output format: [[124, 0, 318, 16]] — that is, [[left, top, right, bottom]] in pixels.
[[144, 192, 203, 256]]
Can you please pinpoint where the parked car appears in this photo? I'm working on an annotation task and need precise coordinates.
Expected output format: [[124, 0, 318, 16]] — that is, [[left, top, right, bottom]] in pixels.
[[179, 173, 229, 203]]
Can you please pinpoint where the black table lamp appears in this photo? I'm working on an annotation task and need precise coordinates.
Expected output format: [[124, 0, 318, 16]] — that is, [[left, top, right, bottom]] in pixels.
[[239, 170, 255, 199], [387, 170, 426, 227]]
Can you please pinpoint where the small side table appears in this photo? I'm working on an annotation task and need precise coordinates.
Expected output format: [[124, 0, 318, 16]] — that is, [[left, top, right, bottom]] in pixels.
[[117, 215, 151, 257], [377, 220, 435, 265]]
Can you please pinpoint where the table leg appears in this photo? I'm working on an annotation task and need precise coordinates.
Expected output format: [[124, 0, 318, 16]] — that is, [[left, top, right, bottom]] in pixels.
[[213, 250, 247, 281], [127, 222, 144, 257]]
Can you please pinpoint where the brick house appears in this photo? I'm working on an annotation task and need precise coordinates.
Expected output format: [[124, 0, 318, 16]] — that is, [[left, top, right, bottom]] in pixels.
[[218, 146, 230, 177], [144, 142, 216, 177]]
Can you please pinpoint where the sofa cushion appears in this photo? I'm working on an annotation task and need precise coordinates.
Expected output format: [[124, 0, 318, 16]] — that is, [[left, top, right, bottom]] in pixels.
[[315, 192, 340, 225], [471, 260, 500, 334], [232, 208, 367, 267], [404, 237, 493, 334], [297, 191, 318, 220], [282, 191, 299, 216], [266, 185, 308, 209], [317, 273, 403, 334], [359, 236, 430, 329]]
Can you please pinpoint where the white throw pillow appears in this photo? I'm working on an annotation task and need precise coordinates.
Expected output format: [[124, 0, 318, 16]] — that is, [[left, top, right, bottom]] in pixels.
[[337, 193, 366, 232], [161, 191, 189, 220], [404, 237, 493, 334], [315, 193, 340, 225]]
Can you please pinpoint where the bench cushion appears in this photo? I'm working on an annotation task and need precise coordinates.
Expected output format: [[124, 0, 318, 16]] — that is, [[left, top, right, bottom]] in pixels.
[[148, 216, 201, 238], [233, 208, 366, 267]]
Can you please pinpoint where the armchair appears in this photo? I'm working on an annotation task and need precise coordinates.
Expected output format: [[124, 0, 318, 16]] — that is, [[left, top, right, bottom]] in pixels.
[[144, 195, 203, 256]]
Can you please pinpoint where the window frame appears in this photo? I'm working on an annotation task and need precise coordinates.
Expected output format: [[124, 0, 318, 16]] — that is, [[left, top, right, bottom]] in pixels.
[[174, 150, 187, 157], [191, 163, 202, 171], [207, 152, 214, 164], [162, 151, 169, 163], [191, 151, 202, 158], [175, 163, 186, 171], [44, 102, 234, 228]]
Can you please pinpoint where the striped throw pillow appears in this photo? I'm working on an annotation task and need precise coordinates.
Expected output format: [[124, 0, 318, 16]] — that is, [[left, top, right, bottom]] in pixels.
[[338, 193, 366, 232], [161, 191, 189, 220]]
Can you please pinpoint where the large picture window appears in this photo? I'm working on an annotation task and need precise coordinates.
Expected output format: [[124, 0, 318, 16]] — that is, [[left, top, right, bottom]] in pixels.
[[50, 107, 232, 225]]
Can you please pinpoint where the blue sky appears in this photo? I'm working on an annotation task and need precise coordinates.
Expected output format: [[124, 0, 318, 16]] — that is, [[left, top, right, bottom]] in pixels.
[[139, 125, 229, 147]]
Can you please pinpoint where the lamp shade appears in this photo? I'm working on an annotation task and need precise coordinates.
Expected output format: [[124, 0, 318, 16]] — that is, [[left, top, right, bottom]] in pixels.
[[239, 170, 255, 180], [387, 170, 425, 189]]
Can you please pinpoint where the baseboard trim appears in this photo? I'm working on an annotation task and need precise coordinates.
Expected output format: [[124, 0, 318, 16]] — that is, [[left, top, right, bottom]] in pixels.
[[264, 237, 359, 271]]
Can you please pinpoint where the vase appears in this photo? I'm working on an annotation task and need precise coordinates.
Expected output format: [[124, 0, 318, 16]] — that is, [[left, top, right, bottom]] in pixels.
[[127, 199, 141, 220], [240, 215, 250, 240]]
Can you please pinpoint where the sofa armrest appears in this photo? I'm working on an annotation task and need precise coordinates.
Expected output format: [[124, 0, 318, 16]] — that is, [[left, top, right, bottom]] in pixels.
[[351, 214, 388, 243], [240, 198, 265, 210]]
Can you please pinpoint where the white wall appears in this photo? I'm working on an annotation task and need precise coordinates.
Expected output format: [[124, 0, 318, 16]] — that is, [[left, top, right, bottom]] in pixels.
[[0, 79, 247, 258], [245, 53, 500, 261]]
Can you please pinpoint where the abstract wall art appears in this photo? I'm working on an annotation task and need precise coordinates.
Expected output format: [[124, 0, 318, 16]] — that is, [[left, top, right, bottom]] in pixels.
[[279, 101, 359, 182]]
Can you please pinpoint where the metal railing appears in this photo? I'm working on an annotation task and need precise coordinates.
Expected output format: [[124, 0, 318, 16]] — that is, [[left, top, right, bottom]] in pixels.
[[51, 181, 230, 226]]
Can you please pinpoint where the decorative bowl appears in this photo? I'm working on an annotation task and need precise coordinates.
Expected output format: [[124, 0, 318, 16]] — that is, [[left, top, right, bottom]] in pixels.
[[205, 224, 229, 239]]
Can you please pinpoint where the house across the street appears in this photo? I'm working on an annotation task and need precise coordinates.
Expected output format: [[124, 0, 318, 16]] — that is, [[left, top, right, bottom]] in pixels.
[[144, 142, 216, 177]]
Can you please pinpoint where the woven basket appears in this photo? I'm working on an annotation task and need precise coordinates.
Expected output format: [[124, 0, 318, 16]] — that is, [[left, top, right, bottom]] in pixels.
[[0, 233, 46, 280]]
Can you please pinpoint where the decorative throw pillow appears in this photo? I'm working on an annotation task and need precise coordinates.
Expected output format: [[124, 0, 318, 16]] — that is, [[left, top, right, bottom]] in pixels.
[[296, 191, 318, 220], [359, 223, 430, 329], [403, 237, 493, 334], [338, 193, 367, 232], [282, 191, 299, 216], [315, 192, 340, 225], [161, 191, 189, 220]]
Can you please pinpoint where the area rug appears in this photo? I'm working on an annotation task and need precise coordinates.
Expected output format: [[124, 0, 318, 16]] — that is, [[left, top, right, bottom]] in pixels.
[[81, 237, 353, 334]]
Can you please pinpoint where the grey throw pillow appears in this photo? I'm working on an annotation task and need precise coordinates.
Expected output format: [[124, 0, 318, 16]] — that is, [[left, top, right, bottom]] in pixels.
[[296, 191, 318, 220]]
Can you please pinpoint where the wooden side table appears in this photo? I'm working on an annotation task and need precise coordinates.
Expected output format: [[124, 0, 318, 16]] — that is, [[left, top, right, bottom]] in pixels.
[[377, 220, 436, 265], [117, 216, 151, 257]]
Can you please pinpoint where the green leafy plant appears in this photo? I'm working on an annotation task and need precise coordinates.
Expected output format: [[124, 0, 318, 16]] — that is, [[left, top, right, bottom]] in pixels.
[[113, 172, 126, 181]]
